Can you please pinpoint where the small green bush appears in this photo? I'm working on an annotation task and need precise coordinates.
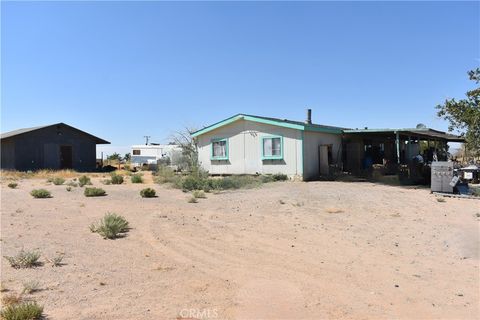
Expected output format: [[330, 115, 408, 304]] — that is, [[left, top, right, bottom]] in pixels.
[[192, 190, 206, 199], [90, 213, 129, 239], [84, 187, 106, 197], [110, 173, 124, 185], [0, 301, 43, 320], [131, 174, 143, 184], [30, 189, 51, 199], [140, 188, 156, 198], [4, 249, 41, 269], [101, 179, 111, 185], [7, 182, 18, 189], [155, 166, 177, 184], [78, 175, 92, 187], [51, 177, 65, 185]]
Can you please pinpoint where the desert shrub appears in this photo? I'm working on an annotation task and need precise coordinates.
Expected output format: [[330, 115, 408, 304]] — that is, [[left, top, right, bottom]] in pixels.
[[188, 196, 198, 203], [180, 175, 207, 192], [66, 186, 72, 192], [110, 173, 124, 185], [4, 249, 41, 268], [84, 187, 106, 197], [155, 166, 177, 184], [7, 182, 18, 189], [30, 189, 51, 199], [192, 190, 206, 199], [130, 174, 143, 184], [472, 187, 480, 197], [90, 213, 129, 239], [51, 177, 65, 185], [272, 173, 288, 181], [22, 280, 40, 294], [101, 179, 111, 185], [140, 188, 156, 198], [0, 301, 43, 320], [78, 175, 92, 187], [46, 253, 64, 267]]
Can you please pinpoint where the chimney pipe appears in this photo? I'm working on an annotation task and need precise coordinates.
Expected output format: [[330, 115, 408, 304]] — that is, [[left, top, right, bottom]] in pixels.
[[306, 109, 312, 124]]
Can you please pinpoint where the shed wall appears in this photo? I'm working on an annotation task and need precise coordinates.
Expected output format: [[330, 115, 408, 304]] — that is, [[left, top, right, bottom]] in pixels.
[[2, 125, 98, 171]]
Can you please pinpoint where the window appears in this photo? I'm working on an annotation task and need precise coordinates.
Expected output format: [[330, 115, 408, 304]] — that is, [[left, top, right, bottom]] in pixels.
[[262, 136, 283, 160], [211, 138, 228, 160], [133, 149, 141, 155]]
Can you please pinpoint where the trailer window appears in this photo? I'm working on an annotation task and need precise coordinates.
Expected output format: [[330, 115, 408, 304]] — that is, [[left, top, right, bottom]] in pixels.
[[211, 138, 228, 160], [262, 136, 283, 160], [133, 150, 141, 155]]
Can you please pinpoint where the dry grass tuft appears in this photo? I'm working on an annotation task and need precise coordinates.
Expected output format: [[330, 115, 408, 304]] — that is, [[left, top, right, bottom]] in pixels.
[[325, 208, 344, 214], [436, 197, 446, 203], [1, 293, 22, 306]]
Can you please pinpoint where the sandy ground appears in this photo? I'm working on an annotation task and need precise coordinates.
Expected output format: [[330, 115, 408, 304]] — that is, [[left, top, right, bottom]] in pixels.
[[1, 174, 479, 320]]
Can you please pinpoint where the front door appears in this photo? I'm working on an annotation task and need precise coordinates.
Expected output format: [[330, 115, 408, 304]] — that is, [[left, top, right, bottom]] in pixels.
[[60, 146, 73, 169]]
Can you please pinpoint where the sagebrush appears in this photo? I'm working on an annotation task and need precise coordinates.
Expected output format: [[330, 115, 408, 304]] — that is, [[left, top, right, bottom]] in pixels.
[[140, 188, 156, 198], [30, 189, 51, 199], [4, 249, 41, 269], [131, 174, 143, 184], [7, 182, 18, 189], [110, 173, 124, 185], [90, 213, 129, 239], [78, 175, 92, 187], [84, 187, 106, 197], [0, 301, 43, 320]]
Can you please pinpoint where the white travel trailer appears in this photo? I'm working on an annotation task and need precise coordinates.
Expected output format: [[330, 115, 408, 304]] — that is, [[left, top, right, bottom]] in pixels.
[[130, 144, 182, 169]]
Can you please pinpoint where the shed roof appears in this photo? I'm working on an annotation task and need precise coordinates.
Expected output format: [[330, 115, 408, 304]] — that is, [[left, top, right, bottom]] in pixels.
[[191, 114, 345, 137], [1, 123, 110, 144], [344, 128, 465, 142]]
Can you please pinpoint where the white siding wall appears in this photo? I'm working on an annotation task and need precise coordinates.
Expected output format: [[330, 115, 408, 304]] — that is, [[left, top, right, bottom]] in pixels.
[[303, 131, 342, 180], [196, 120, 303, 177]]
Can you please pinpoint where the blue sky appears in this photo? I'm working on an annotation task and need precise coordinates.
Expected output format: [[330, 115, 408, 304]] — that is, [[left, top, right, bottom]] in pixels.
[[2, 1, 478, 156]]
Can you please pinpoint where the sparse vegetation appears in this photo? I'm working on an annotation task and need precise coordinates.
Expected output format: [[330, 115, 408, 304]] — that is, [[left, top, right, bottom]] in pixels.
[[101, 179, 112, 185], [90, 213, 129, 239], [437, 197, 446, 203], [51, 177, 65, 185], [0, 301, 43, 320], [45, 253, 64, 267], [4, 249, 41, 269], [30, 189, 51, 199], [188, 196, 198, 203], [7, 182, 18, 189], [66, 186, 72, 192], [140, 188, 156, 198], [78, 175, 92, 187], [1, 293, 22, 306], [130, 174, 143, 183], [154, 166, 178, 184], [22, 280, 40, 294], [84, 187, 106, 197], [192, 190, 206, 199], [110, 173, 124, 185]]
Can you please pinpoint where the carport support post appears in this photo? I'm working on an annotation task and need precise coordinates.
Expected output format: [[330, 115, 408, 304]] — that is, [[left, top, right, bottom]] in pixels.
[[395, 131, 400, 164]]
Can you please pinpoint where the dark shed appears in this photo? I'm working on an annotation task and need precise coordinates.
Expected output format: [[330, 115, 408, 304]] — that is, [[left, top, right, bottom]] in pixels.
[[1, 123, 110, 171]]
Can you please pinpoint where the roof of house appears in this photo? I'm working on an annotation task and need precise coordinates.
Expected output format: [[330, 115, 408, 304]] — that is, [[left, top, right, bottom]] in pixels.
[[191, 113, 345, 137], [1, 123, 110, 144], [344, 128, 465, 142]]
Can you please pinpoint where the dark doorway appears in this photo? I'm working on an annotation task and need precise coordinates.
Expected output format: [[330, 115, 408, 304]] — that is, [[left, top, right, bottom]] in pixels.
[[60, 146, 73, 169]]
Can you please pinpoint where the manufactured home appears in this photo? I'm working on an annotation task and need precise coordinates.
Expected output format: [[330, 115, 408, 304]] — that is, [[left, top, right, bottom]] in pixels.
[[192, 110, 343, 180], [192, 110, 464, 181], [1, 123, 110, 171]]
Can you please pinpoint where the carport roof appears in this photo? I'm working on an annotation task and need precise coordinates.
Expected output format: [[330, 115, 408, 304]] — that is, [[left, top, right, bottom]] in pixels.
[[1, 123, 110, 144], [344, 128, 465, 142]]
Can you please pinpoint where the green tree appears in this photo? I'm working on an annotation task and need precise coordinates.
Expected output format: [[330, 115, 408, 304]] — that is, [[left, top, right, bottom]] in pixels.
[[436, 68, 480, 157], [123, 153, 131, 162], [107, 152, 122, 161]]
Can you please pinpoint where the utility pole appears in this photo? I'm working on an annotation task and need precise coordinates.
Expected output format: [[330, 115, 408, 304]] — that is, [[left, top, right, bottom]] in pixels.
[[144, 136, 151, 145]]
